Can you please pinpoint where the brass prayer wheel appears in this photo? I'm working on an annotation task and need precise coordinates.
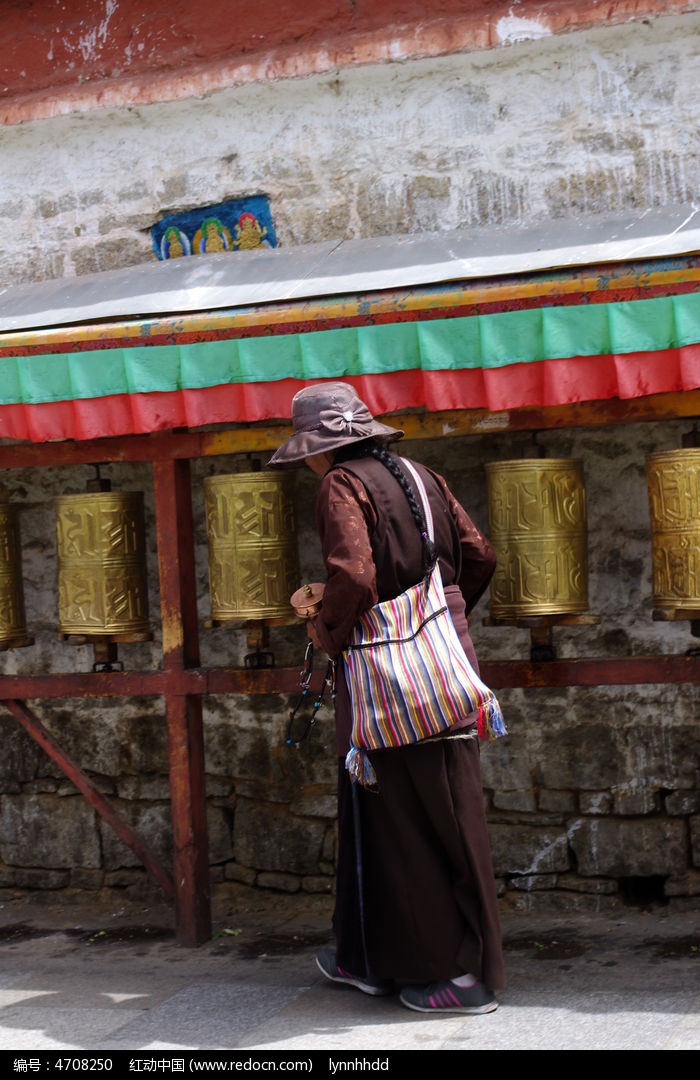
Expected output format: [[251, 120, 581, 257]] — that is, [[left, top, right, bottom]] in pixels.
[[55, 490, 150, 636], [0, 492, 32, 648], [290, 582, 325, 618], [486, 458, 589, 618], [204, 471, 300, 624], [646, 448, 700, 614]]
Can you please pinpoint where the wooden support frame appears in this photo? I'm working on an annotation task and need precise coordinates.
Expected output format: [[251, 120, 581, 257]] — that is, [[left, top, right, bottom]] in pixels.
[[153, 458, 211, 946], [1, 388, 699, 944]]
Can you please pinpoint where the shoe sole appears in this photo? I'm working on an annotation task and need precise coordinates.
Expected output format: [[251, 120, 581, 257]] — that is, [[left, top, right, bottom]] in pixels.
[[315, 955, 394, 997], [400, 993, 498, 1015]]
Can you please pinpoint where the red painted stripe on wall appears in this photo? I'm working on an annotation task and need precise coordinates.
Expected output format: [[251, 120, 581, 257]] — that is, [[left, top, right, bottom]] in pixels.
[[2, 1, 691, 125]]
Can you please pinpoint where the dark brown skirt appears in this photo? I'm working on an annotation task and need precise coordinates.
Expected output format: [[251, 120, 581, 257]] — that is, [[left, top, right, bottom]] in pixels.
[[333, 733, 505, 991]]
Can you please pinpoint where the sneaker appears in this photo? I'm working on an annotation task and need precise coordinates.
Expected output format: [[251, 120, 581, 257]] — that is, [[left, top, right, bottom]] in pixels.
[[315, 948, 395, 997], [400, 979, 498, 1014]]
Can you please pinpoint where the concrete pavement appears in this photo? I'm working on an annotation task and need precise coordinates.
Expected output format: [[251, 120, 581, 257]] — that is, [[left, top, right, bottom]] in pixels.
[[0, 890, 698, 1053]]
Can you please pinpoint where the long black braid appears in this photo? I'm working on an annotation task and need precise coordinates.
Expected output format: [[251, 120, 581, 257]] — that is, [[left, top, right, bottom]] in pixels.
[[335, 439, 438, 571]]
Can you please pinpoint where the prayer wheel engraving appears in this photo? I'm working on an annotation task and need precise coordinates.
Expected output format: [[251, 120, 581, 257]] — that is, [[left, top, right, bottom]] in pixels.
[[0, 495, 31, 647], [646, 449, 700, 612], [204, 472, 300, 623], [55, 491, 150, 635], [486, 458, 589, 618]]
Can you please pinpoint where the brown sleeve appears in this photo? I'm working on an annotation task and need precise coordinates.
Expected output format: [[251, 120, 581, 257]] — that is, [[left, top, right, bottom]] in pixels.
[[430, 471, 497, 613], [311, 469, 379, 658]]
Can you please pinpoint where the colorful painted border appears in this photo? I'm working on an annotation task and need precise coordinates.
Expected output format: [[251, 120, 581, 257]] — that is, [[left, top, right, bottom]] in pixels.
[[0, 274, 698, 443]]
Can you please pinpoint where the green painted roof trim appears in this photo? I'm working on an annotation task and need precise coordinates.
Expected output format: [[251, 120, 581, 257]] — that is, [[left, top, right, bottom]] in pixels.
[[1, 292, 699, 407]]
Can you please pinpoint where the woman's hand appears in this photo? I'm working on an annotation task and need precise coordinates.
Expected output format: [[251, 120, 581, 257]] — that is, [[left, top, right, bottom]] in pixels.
[[306, 618, 322, 650]]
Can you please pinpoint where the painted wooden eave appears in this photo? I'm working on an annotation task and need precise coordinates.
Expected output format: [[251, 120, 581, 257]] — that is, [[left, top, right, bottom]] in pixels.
[[2, 205, 698, 339], [0, 207, 697, 444]]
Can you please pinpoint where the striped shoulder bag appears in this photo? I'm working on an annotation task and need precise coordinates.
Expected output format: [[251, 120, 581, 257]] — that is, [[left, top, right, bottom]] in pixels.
[[343, 459, 506, 787]]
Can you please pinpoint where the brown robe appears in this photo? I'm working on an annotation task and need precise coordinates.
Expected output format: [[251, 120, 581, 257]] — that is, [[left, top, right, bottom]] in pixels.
[[311, 451, 505, 991]]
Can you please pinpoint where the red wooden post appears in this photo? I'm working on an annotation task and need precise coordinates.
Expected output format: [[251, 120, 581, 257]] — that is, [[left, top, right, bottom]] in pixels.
[[153, 457, 212, 946]]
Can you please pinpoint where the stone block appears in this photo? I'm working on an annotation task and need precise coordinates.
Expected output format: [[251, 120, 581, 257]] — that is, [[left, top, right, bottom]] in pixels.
[[101, 869, 163, 904], [204, 706, 268, 777], [503, 890, 623, 916], [536, 721, 621, 789], [488, 824, 570, 877], [201, 777, 232, 798], [690, 816, 700, 866], [224, 862, 257, 885], [205, 704, 334, 798], [234, 799, 328, 876], [479, 733, 534, 790], [509, 874, 557, 891], [665, 791, 700, 815], [14, 868, 70, 889], [0, 719, 44, 784], [492, 790, 537, 812], [623, 719, 700, 790], [104, 869, 149, 888], [321, 824, 337, 864], [0, 793, 101, 869], [406, 175, 451, 200], [301, 876, 333, 894], [612, 788, 660, 815], [70, 868, 105, 890], [122, 715, 168, 774], [207, 804, 234, 864], [556, 873, 618, 894], [116, 776, 172, 800], [664, 870, 700, 897], [579, 791, 614, 814], [73, 237, 151, 276], [538, 790, 577, 813], [39, 706, 131, 777], [570, 818, 687, 877], [291, 795, 337, 819], [256, 872, 301, 893]]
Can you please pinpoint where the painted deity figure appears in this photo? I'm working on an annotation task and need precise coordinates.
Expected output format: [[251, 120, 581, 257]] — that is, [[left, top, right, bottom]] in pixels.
[[193, 217, 232, 254], [235, 212, 268, 250], [161, 227, 190, 259]]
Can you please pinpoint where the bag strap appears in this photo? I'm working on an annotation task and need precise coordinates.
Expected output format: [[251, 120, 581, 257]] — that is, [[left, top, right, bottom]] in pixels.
[[401, 459, 434, 541]]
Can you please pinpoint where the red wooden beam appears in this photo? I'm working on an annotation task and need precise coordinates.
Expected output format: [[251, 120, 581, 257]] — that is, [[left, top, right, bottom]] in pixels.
[[0, 655, 698, 700], [480, 655, 700, 688]]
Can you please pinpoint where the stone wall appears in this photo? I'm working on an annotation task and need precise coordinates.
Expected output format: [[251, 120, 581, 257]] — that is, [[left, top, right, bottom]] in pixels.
[[0, 417, 698, 913]]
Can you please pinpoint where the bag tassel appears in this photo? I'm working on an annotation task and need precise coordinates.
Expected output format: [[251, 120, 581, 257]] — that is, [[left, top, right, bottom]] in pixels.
[[345, 746, 377, 788], [477, 696, 508, 744]]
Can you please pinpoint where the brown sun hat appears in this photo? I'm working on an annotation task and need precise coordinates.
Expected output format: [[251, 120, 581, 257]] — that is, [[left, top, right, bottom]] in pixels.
[[268, 382, 404, 468]]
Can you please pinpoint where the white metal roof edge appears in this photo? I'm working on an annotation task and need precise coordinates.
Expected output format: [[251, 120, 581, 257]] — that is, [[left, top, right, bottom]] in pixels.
[[0, 204, 698, 334]]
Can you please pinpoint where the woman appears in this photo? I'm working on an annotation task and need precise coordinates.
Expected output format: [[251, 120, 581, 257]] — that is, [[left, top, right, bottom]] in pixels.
[[269, 381, 505, 1014]]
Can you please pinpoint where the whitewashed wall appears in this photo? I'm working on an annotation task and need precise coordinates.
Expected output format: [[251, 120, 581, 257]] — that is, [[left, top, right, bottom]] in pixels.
[[1, 13, 698, 287]]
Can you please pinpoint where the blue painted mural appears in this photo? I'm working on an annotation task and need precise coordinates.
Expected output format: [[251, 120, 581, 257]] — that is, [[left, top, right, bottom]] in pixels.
[[152, 196, 277, 259]]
